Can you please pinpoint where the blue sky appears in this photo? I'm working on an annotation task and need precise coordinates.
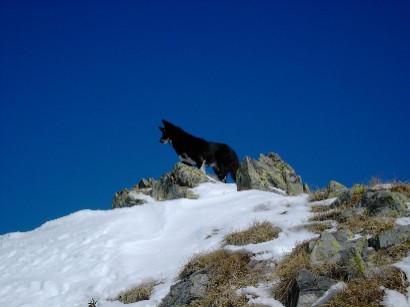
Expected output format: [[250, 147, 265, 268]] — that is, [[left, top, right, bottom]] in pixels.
[[1, 1, 409, 234]]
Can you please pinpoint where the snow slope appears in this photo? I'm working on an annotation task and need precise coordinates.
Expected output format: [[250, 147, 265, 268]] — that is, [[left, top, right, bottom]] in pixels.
[[0, 182, 408, 307]]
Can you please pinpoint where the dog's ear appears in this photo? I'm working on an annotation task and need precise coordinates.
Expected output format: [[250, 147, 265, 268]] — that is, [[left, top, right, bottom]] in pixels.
[[159, 126, 165, 132], [162, 119, 170, 127]]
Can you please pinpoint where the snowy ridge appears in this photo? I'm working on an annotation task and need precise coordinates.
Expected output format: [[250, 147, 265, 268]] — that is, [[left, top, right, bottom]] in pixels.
[[0, 182, 408, 306]]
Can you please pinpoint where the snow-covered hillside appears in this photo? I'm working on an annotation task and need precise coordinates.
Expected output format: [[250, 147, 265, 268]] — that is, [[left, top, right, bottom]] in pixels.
[[0, 182, 409, 306]]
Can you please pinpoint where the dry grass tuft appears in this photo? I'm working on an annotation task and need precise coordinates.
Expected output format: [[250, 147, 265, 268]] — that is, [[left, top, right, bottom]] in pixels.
[[117, 281, 155, 304], [327, 267, 409, 307], [308, 208, 341, 222], [303, 222, 333, 234], [310, 204, 332, 213], [223, 221, 281, 246], [373, 241, 410, 266], [272, 240, 338, 304], [338, 215, 396, 236], [273, 241, 311, 304], [308, 189, 327, 202], [178, 249, 260, 306], [188, 289, 249, 307], [391, 182, 410, 198]]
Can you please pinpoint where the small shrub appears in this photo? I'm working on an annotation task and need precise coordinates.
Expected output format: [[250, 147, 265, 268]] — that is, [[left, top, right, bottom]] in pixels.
[[88, 298, 98, 307], [117, 281, 155, 304], [223, 221, 281, 246]]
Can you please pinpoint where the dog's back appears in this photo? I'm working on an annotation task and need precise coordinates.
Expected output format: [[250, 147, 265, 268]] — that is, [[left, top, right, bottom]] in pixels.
[[159, 120, 240, 182]]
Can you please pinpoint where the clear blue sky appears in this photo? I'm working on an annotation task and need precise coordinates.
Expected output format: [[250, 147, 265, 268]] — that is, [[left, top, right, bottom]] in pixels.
[[1, 1, 409, 234]]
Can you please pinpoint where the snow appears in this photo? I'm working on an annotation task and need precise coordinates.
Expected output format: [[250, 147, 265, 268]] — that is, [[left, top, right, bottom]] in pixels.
[[0, 182, 408, 307]]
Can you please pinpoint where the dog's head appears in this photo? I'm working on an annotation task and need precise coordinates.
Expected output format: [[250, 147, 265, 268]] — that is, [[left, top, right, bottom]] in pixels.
[[158, 119, 173, 144]]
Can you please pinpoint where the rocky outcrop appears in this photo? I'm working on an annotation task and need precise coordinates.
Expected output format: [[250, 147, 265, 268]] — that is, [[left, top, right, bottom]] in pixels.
[[112, 163, 210, 208], [151, 163, 209, 200], [236, 153, 304, 195], [112, 188, 149, 208], [332, 187, 409, 219]]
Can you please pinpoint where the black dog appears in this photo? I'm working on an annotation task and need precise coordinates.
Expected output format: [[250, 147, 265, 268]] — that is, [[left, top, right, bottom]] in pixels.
[[159, 120, 240, 182]]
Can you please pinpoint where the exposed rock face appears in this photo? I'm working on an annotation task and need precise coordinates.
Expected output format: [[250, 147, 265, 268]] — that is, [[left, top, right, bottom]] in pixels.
[[236, 153, 304, 195], [159, 271, 208, 307], [112, 163, 210, 208], [287, 269, 338, 307], [331, 188, 408, 218]]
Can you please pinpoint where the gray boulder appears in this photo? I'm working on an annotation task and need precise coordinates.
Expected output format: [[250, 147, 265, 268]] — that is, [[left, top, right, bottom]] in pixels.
[[159, 271, 208, 307], [326, 181, 348, 199], [151, 163, 209, 201], [339, 246, 367, 279], [376, 225, 410, 249], [236, 153, 304, 195], [310, 232, 342, 265], [287, 269, 338, 307], [310, 230, 369, 279]]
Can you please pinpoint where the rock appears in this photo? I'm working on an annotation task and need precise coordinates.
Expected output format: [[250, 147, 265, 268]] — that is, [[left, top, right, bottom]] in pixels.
[[332, 229, 354, 243], [137, 177, 156, 189], [330, 189, 355, 209], [326, 181, 348, 199], [287, 269, 338, 307], [171, 162, 209, 188], [339, 246, 367, 279], [303, 183, 310, 194], [310, 230, 370, 279], [360, 191, 408, 217], [311, 282, 347, 306], [112, 163, 210, 207], [151, 163, 209, 201], [331, 187, 408, 219], [159, 271, 208, 307], [376, 225, 410, 249], [352, 184, 367, 194], [310, 232, 342, 265], [112, 189, 147, 209], [236, 152, 304, 195]]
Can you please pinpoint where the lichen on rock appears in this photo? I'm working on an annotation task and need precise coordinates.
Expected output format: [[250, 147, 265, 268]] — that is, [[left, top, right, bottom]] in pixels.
[[236, 152, 304, 195]]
